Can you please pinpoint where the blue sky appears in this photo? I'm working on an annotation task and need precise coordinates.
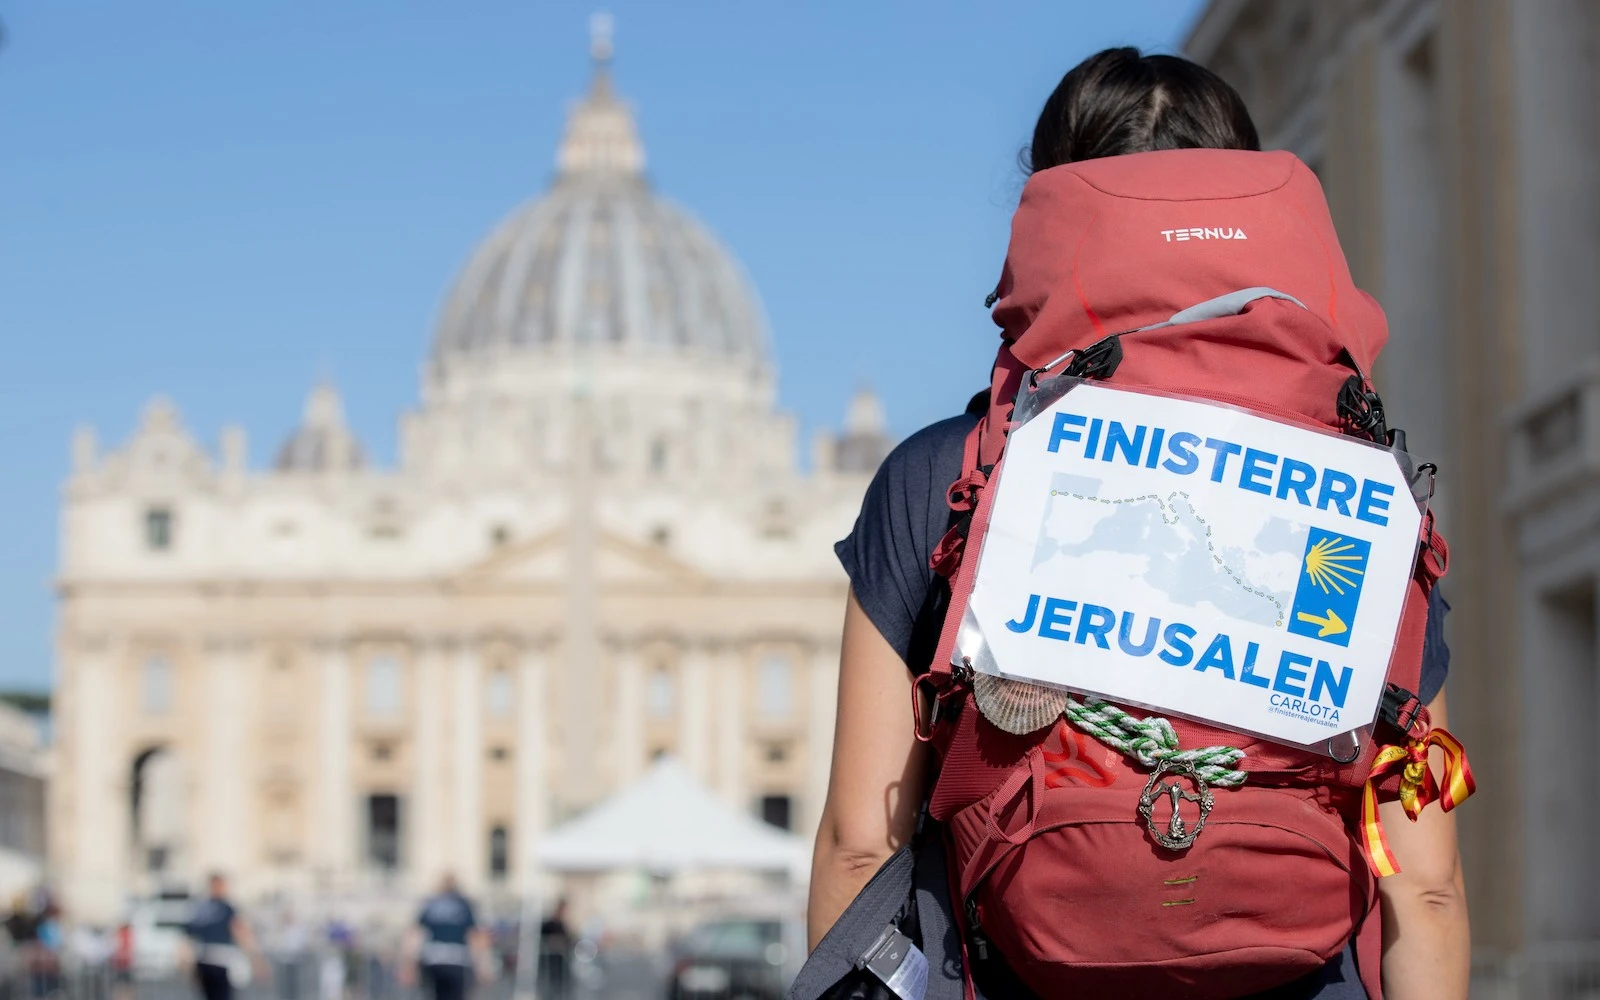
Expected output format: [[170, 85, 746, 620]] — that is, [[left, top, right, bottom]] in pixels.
[[0, 1, 1205, 690]]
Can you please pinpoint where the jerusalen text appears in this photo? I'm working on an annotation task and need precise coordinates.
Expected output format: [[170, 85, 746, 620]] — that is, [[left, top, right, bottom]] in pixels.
[[1003, 593, 1352, 725]]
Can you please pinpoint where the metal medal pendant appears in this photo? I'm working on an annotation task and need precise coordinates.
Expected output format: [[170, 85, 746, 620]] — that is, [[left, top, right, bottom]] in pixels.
[[1138, 758, 1214, 851]]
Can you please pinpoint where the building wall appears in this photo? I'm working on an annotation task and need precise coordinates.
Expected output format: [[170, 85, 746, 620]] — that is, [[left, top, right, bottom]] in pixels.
[[1188, 0, 1600, 976]]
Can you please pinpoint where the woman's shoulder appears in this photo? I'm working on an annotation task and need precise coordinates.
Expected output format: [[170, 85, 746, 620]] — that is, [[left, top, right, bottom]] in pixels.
[[837, 410, 979, 664], [873, 411, 979, 492]]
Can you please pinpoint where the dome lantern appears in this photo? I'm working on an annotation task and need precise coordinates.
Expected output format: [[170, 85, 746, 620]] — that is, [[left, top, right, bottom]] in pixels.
[[555, 12, 645, 181], [430, 23, 770, 373]]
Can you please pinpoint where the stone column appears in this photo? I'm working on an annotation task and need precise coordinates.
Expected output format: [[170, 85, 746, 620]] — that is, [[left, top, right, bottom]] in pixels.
[[714, 643, 747, 808], [314, 639, 354, 876], [199, 636, 251, 877], [1520, 577, 1600, 942], [614, 645, 645, 785], [1508, 0, 1600, 387], [453, 642, 485, 889], [412, 639, 447, 885], [562, 393, 602, 811], [805, 640, 841, 836], [680, 642, 713, 785], [515, 645, 549, 892], [68, 635, 127, 922]]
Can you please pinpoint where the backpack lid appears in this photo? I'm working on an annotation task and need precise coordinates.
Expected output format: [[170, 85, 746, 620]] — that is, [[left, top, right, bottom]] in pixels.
[[989, 148, 1387, 374]]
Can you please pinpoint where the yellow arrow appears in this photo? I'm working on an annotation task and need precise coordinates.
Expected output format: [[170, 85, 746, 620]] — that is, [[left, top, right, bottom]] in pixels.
[[1296, 609, 1348, 638]]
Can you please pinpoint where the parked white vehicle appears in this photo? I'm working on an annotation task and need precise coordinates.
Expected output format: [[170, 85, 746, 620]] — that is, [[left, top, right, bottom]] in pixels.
[[126, 893, 193, 980]]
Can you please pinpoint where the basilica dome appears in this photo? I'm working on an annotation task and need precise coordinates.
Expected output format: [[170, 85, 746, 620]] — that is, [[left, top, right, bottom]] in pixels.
[[431, 38, 770, 370]]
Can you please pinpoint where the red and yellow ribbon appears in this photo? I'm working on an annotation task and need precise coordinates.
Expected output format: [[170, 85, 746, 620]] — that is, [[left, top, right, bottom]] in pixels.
[[1359, 726, 1475, 878]]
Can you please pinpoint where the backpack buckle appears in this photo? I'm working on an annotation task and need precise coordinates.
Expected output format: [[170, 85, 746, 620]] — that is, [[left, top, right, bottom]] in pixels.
[[1063, 334, 1124, 380], [1380, 683, 1428, 738], [1337, 375, 1389, 442], [1137, 758, 1214, 852]]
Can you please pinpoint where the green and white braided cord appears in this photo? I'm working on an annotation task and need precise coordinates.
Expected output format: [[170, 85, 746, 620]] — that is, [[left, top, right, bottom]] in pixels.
[[1062, 695, 1248, 787]]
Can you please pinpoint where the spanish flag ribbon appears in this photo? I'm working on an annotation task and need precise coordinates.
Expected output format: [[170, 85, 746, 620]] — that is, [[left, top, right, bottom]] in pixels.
[[1359, 726, 1475, 879]]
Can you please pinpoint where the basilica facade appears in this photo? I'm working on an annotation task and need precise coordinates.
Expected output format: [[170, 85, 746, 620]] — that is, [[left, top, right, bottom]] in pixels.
[[50, 39, 888, 922]]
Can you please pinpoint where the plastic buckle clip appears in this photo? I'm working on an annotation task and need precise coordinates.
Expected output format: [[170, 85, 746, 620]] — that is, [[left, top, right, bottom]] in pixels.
[[1381, 682, 1426, 737], [1064, 334, 1124, 380]]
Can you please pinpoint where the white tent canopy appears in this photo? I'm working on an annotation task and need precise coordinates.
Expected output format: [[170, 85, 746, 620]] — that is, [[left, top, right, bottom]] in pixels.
[[538, 757, 808, 875]]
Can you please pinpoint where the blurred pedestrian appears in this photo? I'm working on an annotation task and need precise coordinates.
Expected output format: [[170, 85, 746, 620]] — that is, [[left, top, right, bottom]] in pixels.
[[111, 923, 134, 1000], [362, 918, 393, 1000], [268, 910, 310, 1000], [399, 876, 488, 1000], [3, 894, 34, 950], [183, 874, 265, 1000], [5, 892, 40, 998], [536, 900, 572, 999], [317, 918, 352, 1000], [316, 945, 343, 1000], [329, 922, 361, 1000], [68, 923, 114, 1000], [29, 896, 61, 1000]]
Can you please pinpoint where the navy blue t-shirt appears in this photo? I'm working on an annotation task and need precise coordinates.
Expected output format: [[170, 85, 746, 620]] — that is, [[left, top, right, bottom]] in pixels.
[[836, 412, 1449, 701], [185, 897, 236, 947], [419, 891, 477, 947]]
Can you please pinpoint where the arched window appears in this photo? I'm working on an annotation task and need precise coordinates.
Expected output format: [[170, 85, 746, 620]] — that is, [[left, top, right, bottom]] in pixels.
[[365, 656, 403, 717], [759, 654, 793, 719], [488, 825, 510, 879], [131, 747, 185, 872], [649, 437, 669, 475], [759, 794, 793, 831], [142, 656, 173, 715], [144, 506, 174, 551], [648, 666, 675, 719], [486, 667, 514, 718], [365, 794, 402, 870]]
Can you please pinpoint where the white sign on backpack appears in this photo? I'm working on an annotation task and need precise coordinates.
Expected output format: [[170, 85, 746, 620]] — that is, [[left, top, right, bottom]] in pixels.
[[961, 382, 1423, 749]]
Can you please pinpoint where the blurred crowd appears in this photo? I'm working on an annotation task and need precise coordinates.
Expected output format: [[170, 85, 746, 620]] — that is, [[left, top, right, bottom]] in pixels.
[[0, 886, 586, 1000], [2, 886, 87, 1000]]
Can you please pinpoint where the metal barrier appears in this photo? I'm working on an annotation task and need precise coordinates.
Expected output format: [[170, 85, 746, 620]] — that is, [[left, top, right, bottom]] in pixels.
[[0, 946, 661, 1000]]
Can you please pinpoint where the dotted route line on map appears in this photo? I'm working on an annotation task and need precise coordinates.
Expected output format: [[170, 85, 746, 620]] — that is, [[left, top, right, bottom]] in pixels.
[[1048, 488, 1287, 628]]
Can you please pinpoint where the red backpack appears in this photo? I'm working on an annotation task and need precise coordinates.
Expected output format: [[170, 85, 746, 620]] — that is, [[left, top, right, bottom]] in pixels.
[[918, 149, 1473, 1000]]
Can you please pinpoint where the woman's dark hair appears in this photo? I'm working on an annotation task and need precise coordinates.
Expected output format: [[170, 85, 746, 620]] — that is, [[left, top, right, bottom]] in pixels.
[[1026, 47, 1259, 173]]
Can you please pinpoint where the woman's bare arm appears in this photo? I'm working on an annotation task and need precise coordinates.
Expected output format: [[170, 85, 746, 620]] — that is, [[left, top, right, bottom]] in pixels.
[[807, 590, 930, 950], [1378, 687, 1471, 1000]]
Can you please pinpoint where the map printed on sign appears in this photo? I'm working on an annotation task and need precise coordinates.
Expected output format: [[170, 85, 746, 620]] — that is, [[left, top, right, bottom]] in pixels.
[[962, 381, 1424, 749]]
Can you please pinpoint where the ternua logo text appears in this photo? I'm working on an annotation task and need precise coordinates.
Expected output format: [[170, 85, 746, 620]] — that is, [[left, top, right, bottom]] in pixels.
[[1161, 227, 1248, 242]]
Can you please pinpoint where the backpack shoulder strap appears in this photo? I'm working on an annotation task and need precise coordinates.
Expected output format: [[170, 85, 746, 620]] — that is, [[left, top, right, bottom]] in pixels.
[[907, 391, 991, 675]]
